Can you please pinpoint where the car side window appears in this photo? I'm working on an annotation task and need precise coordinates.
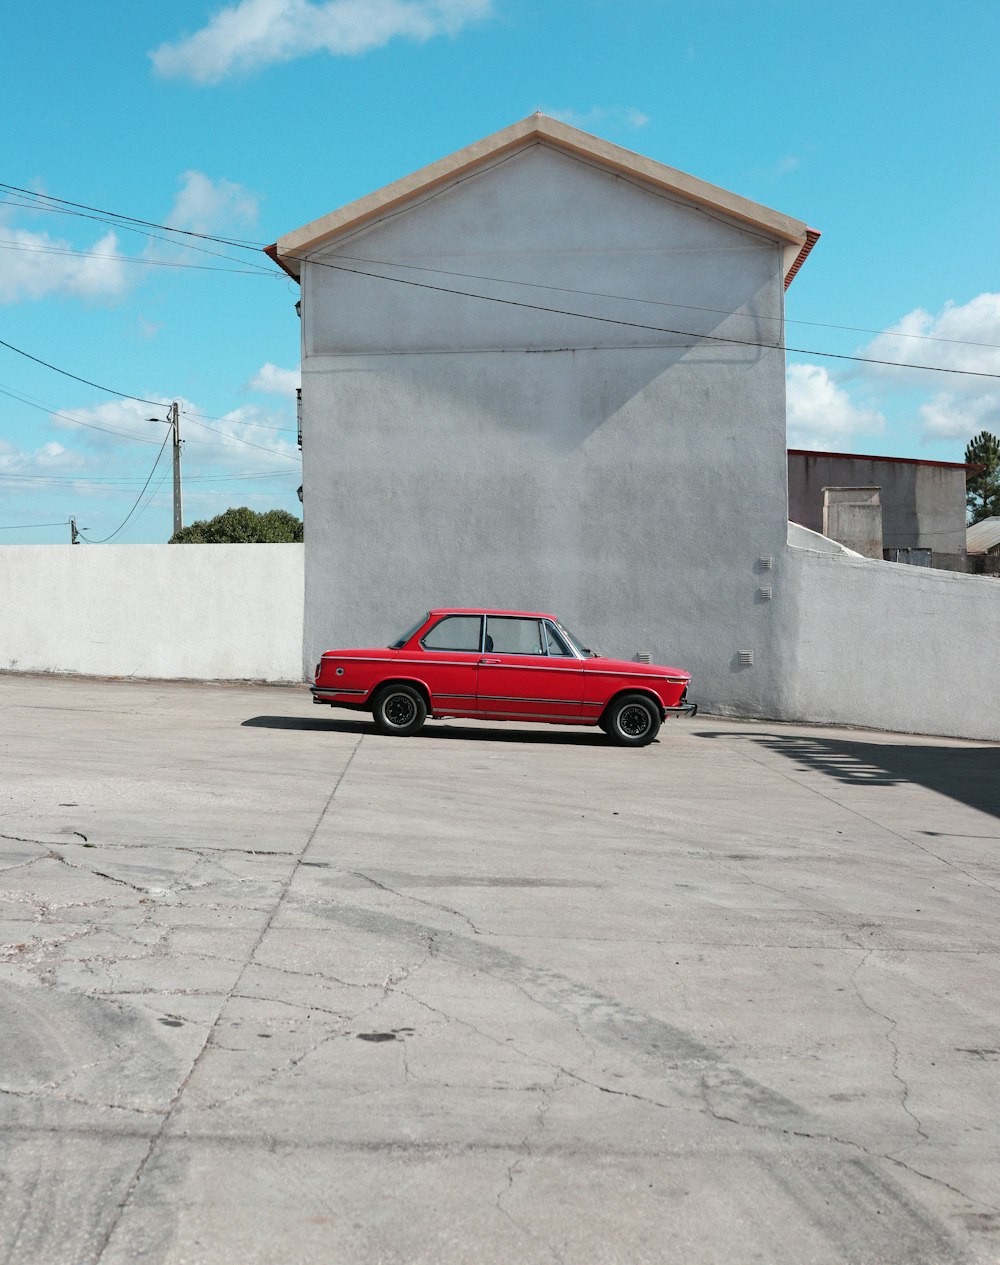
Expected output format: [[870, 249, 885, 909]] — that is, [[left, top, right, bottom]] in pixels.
[[543, 622, 574, 656], [421, 615, 483, 651], [485, 617, 545, 655]]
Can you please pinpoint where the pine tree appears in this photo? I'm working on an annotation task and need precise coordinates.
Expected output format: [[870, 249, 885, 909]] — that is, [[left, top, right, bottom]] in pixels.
[[965, 431, 1000, 523]]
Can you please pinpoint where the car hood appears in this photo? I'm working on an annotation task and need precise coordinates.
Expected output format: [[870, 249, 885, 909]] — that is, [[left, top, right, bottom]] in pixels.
[[584, 655, 689, 680]]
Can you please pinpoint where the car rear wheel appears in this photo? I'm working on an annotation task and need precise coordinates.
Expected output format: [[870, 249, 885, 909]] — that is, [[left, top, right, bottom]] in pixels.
[[603, 694, 661, 747], [372, 684, 427, 737]]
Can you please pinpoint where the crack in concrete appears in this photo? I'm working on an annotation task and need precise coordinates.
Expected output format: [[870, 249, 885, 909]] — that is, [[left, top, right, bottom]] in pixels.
[[350, 870, 483, 937], [849, 950, 929, 1144], [495, 1072, 565, 1263], [90, 735, 366, 1265], [46, 849, 153, 896], [0, 1083, 167, 1117], [394, 987, 690, 1118], [698, 1081, 999, 1218], [0, 831, 62, 849]]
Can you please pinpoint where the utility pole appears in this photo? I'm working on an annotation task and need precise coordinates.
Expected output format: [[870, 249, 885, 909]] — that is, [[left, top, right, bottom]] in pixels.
[[170, 400, 183, 536], [150, 402, 183, 536], [69, 516, 80, 544]]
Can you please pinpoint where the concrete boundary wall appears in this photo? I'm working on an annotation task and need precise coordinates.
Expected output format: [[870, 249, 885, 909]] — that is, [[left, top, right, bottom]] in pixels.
[[783, 545, 1000, 741], [0, 545, 304, 682]]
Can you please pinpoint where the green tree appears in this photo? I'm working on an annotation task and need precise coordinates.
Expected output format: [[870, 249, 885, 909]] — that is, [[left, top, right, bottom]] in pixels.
[[966, 431, 1000, 523], [169, 507, 303, 543]]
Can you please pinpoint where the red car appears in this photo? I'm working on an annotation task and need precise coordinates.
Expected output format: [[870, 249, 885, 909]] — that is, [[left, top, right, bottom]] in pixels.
[[311, 609, 695, 747]]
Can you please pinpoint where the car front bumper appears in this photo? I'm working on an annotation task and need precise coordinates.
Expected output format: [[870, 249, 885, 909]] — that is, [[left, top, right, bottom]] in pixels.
[[663, 701, 698, 718]]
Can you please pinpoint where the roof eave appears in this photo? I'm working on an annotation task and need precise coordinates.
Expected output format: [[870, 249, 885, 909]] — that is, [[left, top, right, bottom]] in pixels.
[[271, 114, 816, 282]]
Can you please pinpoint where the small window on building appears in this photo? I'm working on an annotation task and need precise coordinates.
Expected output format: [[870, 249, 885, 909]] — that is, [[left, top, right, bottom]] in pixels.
[[421, 615, 483, 652], [485, 617, 545, 655]]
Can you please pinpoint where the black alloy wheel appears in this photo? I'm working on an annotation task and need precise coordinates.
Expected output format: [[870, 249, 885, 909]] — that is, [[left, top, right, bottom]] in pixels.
[[604, 694, 661, 747], [372, 684, 428, 737]]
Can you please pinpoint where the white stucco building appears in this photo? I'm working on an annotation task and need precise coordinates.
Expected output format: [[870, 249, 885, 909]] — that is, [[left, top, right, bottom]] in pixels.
[[269, 115, 1000, 740]]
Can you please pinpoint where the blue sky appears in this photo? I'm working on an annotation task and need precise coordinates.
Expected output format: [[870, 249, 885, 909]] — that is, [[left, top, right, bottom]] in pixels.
[[2, 0, 999, 542]]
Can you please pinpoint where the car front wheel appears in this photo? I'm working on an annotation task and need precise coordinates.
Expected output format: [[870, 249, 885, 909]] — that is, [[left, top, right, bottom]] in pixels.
[[603, 694, 661, 747]]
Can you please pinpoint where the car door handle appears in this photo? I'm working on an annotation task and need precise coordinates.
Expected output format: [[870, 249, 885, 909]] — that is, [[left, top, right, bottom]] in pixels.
[[479, 657, 502, 665]]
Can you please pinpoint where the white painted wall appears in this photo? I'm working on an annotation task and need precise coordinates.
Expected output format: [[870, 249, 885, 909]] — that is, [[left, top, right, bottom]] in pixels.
[[782, 544, 1000, 741], [300, 142, 793, 717], [0, 545, 304, 682]]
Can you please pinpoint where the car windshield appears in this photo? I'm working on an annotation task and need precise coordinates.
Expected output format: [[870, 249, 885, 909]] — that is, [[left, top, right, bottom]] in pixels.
[[556, 622, 597, 658], [389, 614, 429, 650]]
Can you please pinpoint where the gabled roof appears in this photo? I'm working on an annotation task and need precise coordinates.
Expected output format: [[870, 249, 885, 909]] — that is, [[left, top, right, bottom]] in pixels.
[[267, 114, 819, 288], [967, 517, 1000, 554]]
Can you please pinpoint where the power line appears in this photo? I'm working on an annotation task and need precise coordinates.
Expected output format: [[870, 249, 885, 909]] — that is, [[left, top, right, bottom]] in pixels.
[[0, 382, 163, 444], [297, 256, 1000, 382], [0, 337, 163, 406], [181, 406, 296, 433], [324, 251, 1000, 353], [0, 341, 300, 458], [128, 462, 172, 533], [0, 520, 68, 530], [0, 468, 299, 485], [183, 415, 300, 460], [79, 431, 170, 544], [6, 178, 1000, 359], [0, 238, 278, 277], [0, 182, 264, 250]]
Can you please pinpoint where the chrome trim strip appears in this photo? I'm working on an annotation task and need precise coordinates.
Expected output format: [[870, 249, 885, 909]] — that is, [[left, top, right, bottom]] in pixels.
[[397, 656, 479, 668], [433, 693, 476, 701], [474, 663, 585, 673], [585, 668, 688, 682], [310, 686, 368, 697], [477, 709, 587, 721], [321, 655, 404, 664], [477, 694, 581, 706]]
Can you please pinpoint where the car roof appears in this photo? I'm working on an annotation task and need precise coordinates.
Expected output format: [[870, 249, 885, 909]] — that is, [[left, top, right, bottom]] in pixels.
[[427, 608, 557, 620]]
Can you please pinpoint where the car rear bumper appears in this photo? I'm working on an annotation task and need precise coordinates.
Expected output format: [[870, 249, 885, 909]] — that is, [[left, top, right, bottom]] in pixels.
[[311, 685, 369, 703]]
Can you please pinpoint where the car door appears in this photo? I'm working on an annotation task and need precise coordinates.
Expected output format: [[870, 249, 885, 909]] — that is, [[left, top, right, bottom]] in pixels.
[[476, 616, 583, 721], [412, 614, 482, 714]]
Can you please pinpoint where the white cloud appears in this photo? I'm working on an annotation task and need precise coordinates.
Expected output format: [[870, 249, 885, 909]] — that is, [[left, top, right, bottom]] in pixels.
[[182, 403, 300, 472], [0, 438, 87, 476], [854, 294, 1000, 443], [785, 363, 885, 449], [166, 170, 258, 235], [772, 155, 802, 176], [150, 0, 492, 84], [248, 362, 300, 397], [48, 397, 172, 449], [547, 106, 650, 132], [0, 227, 128, 303], [48, 395, 297, 470], [861, 293, 1000, 381], [919, 390, 1000, 441]]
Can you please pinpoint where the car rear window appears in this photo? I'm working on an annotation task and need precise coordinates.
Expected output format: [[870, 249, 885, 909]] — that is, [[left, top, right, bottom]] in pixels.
[[421, 615, 483, 651]]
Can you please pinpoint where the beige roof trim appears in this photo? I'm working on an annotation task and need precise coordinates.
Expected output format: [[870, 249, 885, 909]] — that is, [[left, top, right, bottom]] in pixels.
[[270, 113, 815, 284]]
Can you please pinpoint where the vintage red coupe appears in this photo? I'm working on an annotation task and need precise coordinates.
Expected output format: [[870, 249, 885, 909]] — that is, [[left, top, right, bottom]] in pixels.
[[311, 609, 695, 747]]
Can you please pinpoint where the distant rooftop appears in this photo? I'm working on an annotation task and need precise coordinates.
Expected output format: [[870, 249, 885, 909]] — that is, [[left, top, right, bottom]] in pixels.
[[967, 517, 1000, 554], [788, 449, 980, 475]]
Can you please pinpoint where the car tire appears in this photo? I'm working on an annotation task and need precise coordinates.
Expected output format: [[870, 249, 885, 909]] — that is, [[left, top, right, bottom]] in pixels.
[[603, 694, 661, 747], [372, 684, 427, 737]]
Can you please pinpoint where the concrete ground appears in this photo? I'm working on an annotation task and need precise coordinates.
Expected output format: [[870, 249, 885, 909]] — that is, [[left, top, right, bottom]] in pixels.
[[1, 676, 999, 1265]]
